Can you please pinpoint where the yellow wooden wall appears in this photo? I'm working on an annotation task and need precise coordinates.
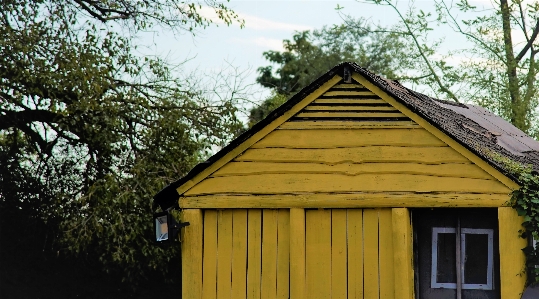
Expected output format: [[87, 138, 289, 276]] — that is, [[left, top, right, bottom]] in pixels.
[[186, 208, 407, 299], [196, 209, 290, 299], [304, 208, 395, 299]]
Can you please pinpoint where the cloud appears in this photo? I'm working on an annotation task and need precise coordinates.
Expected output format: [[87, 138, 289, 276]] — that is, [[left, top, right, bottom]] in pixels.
[[252, 37, 286, 51], [231, 37, 285, 51], [198, 6, 312, 32], [241, 14, 312, 31]]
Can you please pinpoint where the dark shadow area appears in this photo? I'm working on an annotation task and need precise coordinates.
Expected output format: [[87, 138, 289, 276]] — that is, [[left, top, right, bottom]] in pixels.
[[0, 208, 180, 299]]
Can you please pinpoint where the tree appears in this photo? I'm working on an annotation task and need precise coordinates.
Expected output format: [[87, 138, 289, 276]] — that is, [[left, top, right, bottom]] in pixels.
[[341, 0, 539, 136], [256, 25, 410, 96], [247, 92, 287, 128], [251, 23, 410, 125], [0, 0, 246, 285]]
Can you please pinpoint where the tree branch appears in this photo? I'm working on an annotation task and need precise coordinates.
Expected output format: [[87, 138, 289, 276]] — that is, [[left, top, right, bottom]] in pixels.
[[437, 0, 505, 63], [385, 0, 460, 102], [516, 19, 539, 63], [72, 0, 132, 22], [0, 109, 62, 130]]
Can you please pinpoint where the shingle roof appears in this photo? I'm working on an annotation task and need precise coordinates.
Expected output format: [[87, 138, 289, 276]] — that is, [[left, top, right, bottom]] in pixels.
[[352, 62, 539, 175], [153, 62, 539, 210]]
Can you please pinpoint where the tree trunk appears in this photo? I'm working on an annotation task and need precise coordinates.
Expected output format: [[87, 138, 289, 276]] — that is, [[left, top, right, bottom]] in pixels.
[[500, 0, 524, 129]]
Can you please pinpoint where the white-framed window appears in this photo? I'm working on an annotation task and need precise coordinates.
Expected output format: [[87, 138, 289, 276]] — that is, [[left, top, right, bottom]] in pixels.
[[431, 227, 494, 290]]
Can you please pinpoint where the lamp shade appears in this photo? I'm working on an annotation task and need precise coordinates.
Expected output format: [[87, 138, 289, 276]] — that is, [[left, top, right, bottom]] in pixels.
[[153, 210, 190, 243], [153, 211, 173, 242]]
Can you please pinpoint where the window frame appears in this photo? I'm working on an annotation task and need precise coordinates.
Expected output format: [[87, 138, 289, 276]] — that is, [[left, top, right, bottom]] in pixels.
[[431, 227, 494, 290]]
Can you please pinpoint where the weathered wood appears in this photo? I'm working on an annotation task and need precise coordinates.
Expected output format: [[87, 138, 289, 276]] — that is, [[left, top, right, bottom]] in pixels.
[[498, 207, 526, 299], [352, 73, 519, 190], [276, 209, 289, 299], [331, 209, 347, 299], [181, 209, 203, 299], [289, 208, 305, 299], [296, 112, 406, 118], [181, 192, 511, 208], [277, 121, 419, 129], [185, 173, 511, 196], [305, 209, 331, 299], [347, 209, 364, 299], [247, 210, 262, 299], [378, 209, 394, 299], [261, 210, 278, 299], [332, 83, 365, 89], [175, 75, 342, 195], [234, 147, 470, 164], [202, 210, 218, 299], [217, 210, 233, 299], [251, 129, 446, 148], [303, 105, 397, 111], [392, 208, 414, 299], [323, 90, 378, 96], [212, 162, 494, 180], [364, 209, 380, 299], [312, 99, 387, 104], [231, 210, 247, 299]]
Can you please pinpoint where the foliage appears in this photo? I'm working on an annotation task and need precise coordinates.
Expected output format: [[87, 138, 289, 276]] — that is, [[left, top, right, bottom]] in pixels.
[[256, 24, 410, 96], [251, 23, 411, 125], [342, 0, 539, 136], [0, 0, 245, 284], [248, 92, 287, 128], [511, 170, 539, 282], [486, 151, 539, 282]]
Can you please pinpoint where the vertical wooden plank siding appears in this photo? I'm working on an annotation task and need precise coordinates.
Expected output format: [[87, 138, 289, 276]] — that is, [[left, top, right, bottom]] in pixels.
[[347, 209, 364, 299], [498, 207, 527, 299], [198, 208, 400, 299], [247, 210, 262, 299], [392, 208, 414, 299], [331, 209, 348, 299], [289, 208, 306, 299], [364, 209, 380, 299], [261, 210, 278, 299], [276, 210, 290, 299], [181, 209, 203, 299], [231, 210, 247, 299], [378, 209, 394, 299], [217, 210, 233, 299], [306, 209, 331, 299], [203, 210, 218, 299]]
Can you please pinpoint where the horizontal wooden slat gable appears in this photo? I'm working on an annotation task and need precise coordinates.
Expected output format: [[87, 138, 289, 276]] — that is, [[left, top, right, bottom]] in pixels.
[[184, 173, 510, 195], [212, 162, 495, 180], [182, 78, 512, 206], [290, 81, 410, 121], [251, 129, 446, 148]]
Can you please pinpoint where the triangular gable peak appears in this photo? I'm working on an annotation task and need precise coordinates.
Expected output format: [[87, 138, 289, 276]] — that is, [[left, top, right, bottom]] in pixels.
[[281, 80, 414, 127], [175, 68, 517, 209]]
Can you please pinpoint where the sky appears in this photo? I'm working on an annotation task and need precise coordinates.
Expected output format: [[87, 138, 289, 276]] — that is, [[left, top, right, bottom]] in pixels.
[[138, 0, 523, 109], [140, 1, 402, 104]]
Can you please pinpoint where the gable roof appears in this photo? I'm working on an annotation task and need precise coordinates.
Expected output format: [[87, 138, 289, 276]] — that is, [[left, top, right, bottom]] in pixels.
[[153, 62, 539, 210]]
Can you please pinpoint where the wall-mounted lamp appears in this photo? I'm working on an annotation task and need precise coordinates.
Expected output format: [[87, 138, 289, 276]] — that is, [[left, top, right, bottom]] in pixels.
[[153, 210, 190, 243], [152, 184, 190, 244]]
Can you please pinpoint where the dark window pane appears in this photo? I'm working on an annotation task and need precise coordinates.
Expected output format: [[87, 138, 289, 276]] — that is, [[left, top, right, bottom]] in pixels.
[[464, 234, 489, 284], [437, 233, 457, 283]]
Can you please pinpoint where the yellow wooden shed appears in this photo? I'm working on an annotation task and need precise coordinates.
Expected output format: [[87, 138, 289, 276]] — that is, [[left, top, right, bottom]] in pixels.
[[153, 62, 539, 299]]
